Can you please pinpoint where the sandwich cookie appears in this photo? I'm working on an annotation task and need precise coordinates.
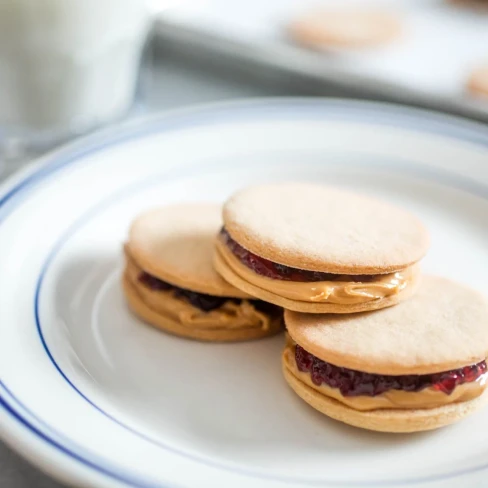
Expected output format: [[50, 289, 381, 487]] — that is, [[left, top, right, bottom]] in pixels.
[[123, 204, 283, 342], [214, 183, 429, 314], [283, 276, 488, 433], [287, 9, 402, 49]]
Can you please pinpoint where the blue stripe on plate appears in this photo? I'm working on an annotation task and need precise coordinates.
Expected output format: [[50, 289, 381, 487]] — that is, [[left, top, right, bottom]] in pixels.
[[0, 381, 171, 488]]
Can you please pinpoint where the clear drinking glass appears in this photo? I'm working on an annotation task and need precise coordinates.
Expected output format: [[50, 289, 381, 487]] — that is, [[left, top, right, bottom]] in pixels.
[[0, 0, 150, 159]]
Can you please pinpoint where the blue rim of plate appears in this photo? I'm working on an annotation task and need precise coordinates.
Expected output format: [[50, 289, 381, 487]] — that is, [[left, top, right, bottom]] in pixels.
[[1, 99, 488, 488]]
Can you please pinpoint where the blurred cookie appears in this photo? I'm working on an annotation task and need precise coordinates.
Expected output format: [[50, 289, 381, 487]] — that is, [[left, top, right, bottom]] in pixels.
[[449, 0, 488, 10], [467, 65, 488, 98], [283, 276, 488, 432], [288, 9, 402, 49], [123, 203, 282, 342], [214, 183, 428, 314]]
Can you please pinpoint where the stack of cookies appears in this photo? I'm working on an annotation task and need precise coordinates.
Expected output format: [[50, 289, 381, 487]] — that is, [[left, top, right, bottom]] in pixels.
[[123, 183, 488, 433]]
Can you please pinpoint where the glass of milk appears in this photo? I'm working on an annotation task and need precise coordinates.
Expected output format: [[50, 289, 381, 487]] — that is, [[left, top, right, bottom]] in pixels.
[[0, 0, 150, 155]]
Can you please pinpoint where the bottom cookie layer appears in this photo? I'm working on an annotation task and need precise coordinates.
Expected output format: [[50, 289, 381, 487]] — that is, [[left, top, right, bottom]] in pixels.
[[282, 355, 488, 433], [214, 247, 418, 314], [123, 275, 283, 342]]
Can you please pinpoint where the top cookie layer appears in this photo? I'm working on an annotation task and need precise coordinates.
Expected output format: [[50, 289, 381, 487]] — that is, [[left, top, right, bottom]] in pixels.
[[127, 203, 250, 297], [286, 276, 488, 375], [223, 183, 429, 274]]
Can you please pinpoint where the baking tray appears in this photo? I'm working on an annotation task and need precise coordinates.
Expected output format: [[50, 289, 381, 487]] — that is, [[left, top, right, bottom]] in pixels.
[[154, 0, 488, 123]]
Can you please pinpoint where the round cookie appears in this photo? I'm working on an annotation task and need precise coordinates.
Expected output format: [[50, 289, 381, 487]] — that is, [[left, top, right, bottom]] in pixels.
[[467, 65, 488, 98], [124, 203, 283, 342], [129, 203, 248, 297], [283, 276, 488, 432], [215, 183, 429, 314], [288, 9, 402, 49], [223, 183, 428, 273]]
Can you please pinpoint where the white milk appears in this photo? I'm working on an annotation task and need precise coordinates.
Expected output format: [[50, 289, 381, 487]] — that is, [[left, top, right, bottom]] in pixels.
[[0, 0, 149, 135]]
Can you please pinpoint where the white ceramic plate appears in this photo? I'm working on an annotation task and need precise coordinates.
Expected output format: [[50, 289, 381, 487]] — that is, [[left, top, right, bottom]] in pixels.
[[1, 99, 488, 488]]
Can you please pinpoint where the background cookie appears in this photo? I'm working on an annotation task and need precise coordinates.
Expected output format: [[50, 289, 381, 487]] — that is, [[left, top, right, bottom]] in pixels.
[[467, 65, 488, 98], [288, 9, 402, 49]]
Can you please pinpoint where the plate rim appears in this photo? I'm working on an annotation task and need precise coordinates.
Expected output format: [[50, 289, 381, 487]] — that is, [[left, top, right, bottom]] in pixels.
[[2, 96, 488, 209], [1, 98, 488, 488]]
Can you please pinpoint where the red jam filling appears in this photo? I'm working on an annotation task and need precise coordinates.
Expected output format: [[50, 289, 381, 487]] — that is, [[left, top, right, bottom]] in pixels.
[[139, 271, 280, 315], [295, 344, 487, 396], [220, 228, 376, 283]]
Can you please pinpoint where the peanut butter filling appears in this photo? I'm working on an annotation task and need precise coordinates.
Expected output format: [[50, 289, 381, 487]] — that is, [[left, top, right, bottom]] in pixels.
[[216, 239, 417, 305], [283, 345, 487, 411], [125, 255, 273, 331]]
